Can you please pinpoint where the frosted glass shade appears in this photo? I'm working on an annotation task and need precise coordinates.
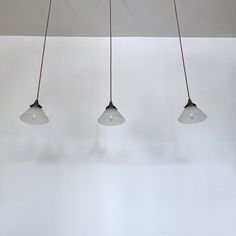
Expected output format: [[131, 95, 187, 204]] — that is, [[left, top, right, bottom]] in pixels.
[[98, 102, 125, 126], [20, 100, 49, 125], [178, 99, 207, 124]]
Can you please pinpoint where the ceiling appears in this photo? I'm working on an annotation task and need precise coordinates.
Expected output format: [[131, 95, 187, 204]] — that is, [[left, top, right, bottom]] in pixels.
[[0, 0, 236, 37]]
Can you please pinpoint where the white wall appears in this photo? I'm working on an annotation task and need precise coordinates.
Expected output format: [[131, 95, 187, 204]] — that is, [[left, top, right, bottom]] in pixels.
[[0, 37, 236, 236]]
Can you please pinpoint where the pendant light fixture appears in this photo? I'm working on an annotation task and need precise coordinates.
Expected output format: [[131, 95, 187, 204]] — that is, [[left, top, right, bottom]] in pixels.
[[20, 0, 52, 125], [98, 0, 125, 126], [173, 0, 207, 124]]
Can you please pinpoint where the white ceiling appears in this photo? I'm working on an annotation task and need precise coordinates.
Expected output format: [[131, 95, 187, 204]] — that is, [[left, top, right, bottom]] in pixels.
[[0, 0, 236, 37]]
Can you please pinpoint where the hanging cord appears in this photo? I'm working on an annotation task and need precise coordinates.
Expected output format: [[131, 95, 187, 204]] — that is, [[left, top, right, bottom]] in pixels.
[[36, 0, 52, 100], [109, 0, 113, 102], [173, 0, 191, 100]]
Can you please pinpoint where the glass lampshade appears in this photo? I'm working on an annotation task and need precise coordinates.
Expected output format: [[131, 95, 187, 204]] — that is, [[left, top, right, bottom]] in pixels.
[[98, 102, 125, 126], [178, 99, 207, 124], [20, 100, 49, 125]]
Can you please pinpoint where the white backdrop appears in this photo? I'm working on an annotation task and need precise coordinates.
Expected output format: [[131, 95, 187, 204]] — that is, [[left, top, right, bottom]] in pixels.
[[0, 37, 236, 236]]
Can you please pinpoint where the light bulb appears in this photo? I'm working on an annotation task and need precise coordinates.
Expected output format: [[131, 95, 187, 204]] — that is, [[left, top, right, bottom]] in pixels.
[[32, 113, 37, 120], [189, 113, 194, 120]]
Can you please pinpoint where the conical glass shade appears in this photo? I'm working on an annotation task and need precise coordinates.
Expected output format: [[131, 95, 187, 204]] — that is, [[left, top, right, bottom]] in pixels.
[[20, 100, 49, 125], [178, 99, 207, 124], [98, 102, 125, 126]]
